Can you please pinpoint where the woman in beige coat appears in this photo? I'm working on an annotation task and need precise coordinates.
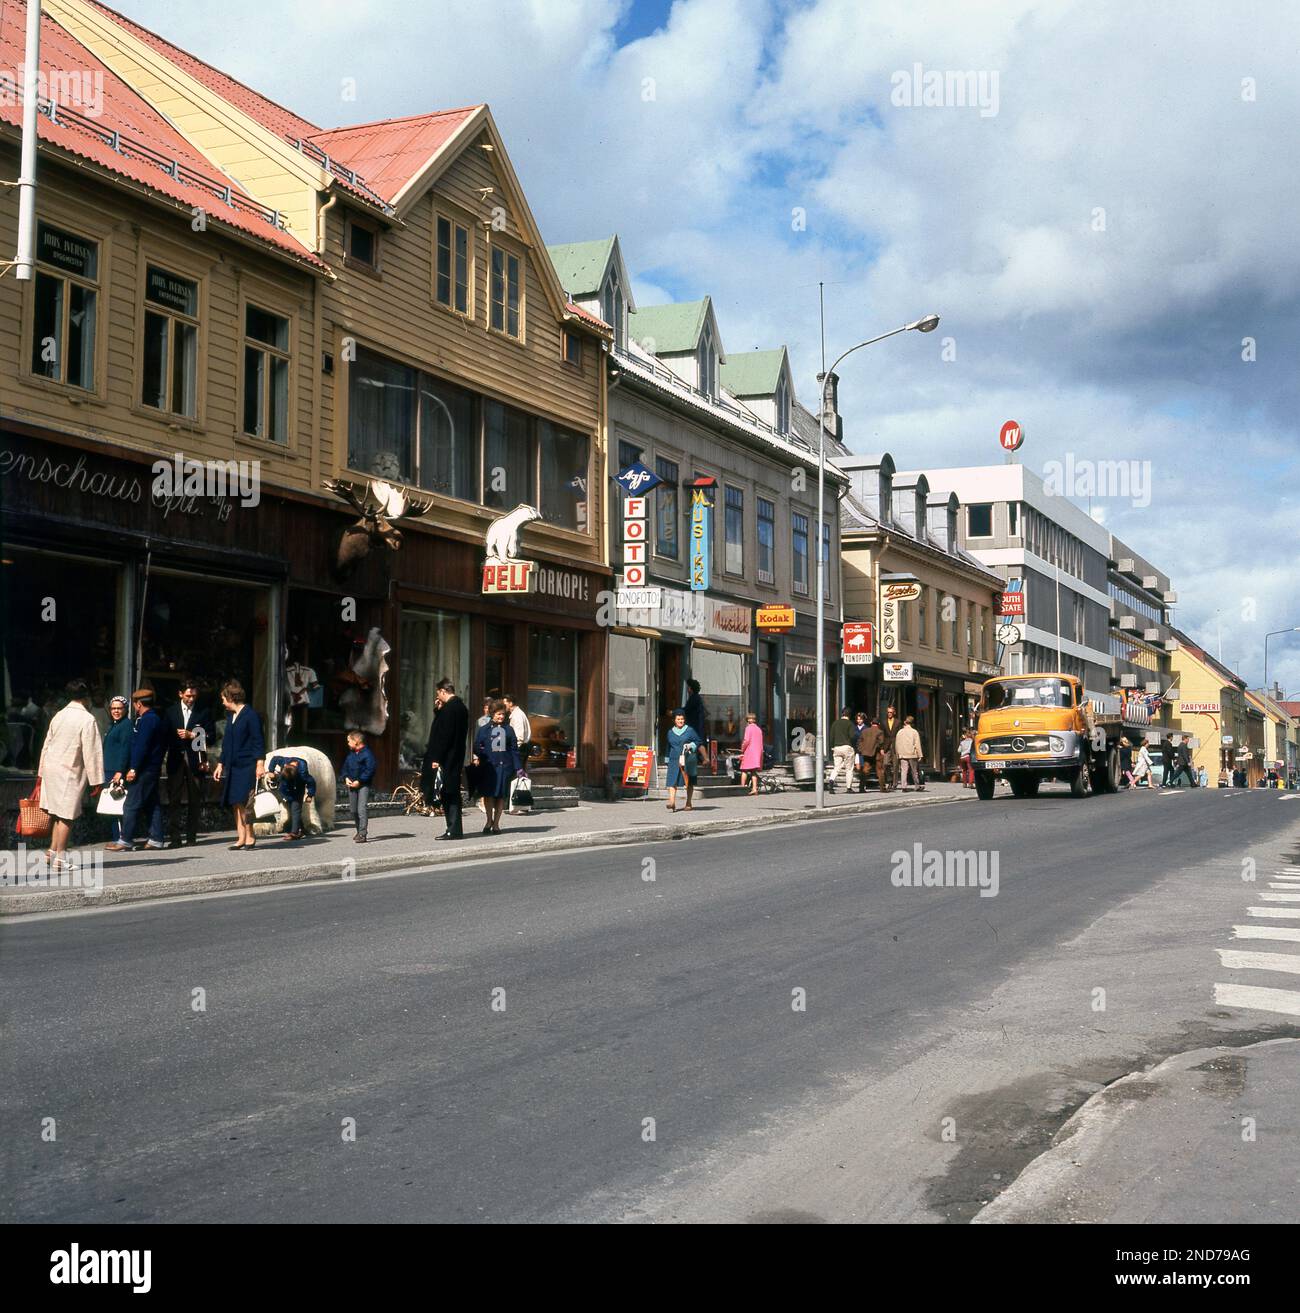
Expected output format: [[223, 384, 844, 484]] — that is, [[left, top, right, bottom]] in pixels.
[[37, 680, 105, 869]]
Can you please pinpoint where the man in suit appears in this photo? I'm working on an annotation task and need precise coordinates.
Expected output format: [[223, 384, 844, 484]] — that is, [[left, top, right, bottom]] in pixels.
[[110, 689, 166, 852], [422, 678, 469, 840], [164, 682, 214, 847]]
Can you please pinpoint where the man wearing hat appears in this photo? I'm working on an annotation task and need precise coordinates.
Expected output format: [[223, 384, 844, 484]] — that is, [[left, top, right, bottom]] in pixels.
[[108, 689, 167, 852]]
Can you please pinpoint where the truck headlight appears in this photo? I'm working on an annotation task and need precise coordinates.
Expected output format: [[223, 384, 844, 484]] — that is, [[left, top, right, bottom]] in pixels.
[[978, 741, 990, 755], [1049, 735, 1066, 754]]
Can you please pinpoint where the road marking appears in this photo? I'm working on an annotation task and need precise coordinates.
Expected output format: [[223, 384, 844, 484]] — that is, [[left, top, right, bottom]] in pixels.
[[1268, 882, 1300, 889], [1259, 892, 1300, 902], [1234, 924, 1300, 941], [1248, 907, 1300, 918], [1217, 949, 1300, 976], [1213, 982, 1300, 1017]]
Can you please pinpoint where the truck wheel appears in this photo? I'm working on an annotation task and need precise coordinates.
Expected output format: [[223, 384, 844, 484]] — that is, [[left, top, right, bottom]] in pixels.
[[1010, 775, 1040, 798], [1070, 758, 1093, 798], [974, 773, 995, 801], [1103, 745, 1121, 793]]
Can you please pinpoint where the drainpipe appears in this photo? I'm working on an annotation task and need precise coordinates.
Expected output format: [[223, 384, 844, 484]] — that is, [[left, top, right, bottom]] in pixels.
[[14, 0, 41, 280], [317, 192, 339, 256]]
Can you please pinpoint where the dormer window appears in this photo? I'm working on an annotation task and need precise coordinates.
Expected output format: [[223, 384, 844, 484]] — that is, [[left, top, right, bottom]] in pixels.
[[879, 474, 892, 525], [601, 271, 626, 351], [697, 325, 717, 398], [775, 375, 790, 434]]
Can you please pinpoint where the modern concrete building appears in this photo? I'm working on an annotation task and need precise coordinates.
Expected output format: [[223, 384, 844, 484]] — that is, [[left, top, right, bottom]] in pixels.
[[1105, 534, 1180, 731]]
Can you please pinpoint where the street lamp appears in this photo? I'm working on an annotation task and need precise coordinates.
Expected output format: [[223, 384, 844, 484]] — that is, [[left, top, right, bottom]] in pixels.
[[1264, 627, 1300, 692], [813, 303, 941, 809]]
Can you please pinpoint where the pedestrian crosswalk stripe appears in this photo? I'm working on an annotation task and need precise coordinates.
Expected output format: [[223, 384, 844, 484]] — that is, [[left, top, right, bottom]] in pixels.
[[1234, 924, 1300, 941], [1248, 907, 1300, 918], [1268, 882, 1300, 889], [1213, 982, 1300, 1017], [1216, 949, 1300, 976], [1260, 892, 1300, 902]]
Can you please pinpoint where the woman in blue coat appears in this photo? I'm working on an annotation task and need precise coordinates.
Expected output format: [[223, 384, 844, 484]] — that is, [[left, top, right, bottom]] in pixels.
[[101, 694, 134, 843], [471, 701, 523, 835], [665, 709, 704, 813], [212, 679, 265, 849]]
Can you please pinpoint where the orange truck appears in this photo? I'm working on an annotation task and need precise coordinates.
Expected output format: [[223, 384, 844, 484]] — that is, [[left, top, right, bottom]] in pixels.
[[971, 673, 1154, 800]]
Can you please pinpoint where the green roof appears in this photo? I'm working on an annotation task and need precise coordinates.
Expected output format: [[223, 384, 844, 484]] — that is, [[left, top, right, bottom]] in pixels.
[[545, 238, 614, 297], [630, 298, 712, 355], [720, 347, 788, 397]]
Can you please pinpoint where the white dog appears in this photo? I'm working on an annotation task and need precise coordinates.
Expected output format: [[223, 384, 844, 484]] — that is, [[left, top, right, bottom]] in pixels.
[[485, 503, 542, 563]]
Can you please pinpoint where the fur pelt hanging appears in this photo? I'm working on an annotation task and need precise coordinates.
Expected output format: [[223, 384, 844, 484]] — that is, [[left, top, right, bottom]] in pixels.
[[338, 627, 391, 735]]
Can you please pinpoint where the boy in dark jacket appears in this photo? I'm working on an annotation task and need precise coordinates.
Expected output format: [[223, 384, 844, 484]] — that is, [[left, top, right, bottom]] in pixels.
[[342, 731, 377, 843], [265, 754, 316, 841]]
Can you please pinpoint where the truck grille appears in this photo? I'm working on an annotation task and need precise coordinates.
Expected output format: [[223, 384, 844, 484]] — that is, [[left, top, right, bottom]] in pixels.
[[980, 735, 1053, 754]]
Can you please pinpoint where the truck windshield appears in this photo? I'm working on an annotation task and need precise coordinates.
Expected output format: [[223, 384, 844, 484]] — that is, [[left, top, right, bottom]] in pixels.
[[982, 678, 1074, 711]]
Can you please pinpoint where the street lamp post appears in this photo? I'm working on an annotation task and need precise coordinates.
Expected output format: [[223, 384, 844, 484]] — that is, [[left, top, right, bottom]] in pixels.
[[813, 303, 940, 809], [1264, 627, 1300, 693]]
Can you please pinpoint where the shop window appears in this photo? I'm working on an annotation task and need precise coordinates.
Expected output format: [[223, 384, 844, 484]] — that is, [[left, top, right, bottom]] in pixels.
[[528, 627, 577, 767], [655, 456, 679, 559], [757, 497, 775, 584], [792, 512, 809, 594], [785, 654, 817, 756], [435, 214, 471, 315], [1, 549, 120, 770], [724, 486, 744, 575], [141, 265, 199, 418], [539, 421, 589, 532], [398, 608, 470, 771], [691, 647, 747, 750], [30, 222, 98, 390], [608, 634, 652, 753], [418, 374, 478, 502], [490, 247, 522, 339], [243, 303, 291, 444], [484, 399, 535, 509], [348, 346, 416, 483]]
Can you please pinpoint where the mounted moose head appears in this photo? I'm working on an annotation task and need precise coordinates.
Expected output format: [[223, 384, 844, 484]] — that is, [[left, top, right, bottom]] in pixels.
[[323, 477, 437, 578]]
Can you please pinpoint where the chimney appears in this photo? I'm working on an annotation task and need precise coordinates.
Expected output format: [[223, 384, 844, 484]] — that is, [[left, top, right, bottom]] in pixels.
[[818, 370, 843, 444]]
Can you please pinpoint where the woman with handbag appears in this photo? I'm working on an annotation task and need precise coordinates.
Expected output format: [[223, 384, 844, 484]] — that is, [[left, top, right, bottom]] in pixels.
[[471, 701, 523, 835], [665, 709, 704, 813], [211, 680, 265, 850], [35, 680, 105, 871], [100, 694, 133, 844]]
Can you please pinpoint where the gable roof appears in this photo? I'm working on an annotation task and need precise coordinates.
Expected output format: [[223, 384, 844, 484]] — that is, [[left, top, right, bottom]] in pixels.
[[630, 298, 722, 357], [547, 238, 615, 298], [1171, 628, 1247, 690], [720, 348, 789, 398], [0, 1, 322, 269]]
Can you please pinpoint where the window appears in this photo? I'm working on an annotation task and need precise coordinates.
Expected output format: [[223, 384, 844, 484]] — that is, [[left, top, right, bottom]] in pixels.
[[539, 420, 589, 532], [655, 457, 679, 559], [935, 593, 945, 650], [792, 512, 810, 594], [242, 304, 290, 444], [141, 264, 199, 418], [30, 222, 98, 390], [348, 346, 416, 483], [967, 503, 993, 538], [697, 326, 716, 398], [1008, 501, 1020, 537], [822, 523, 831, 599], [435, 215, 470, 314], [966, 602, 974, 656], [951, 596, 960, 652], [900, 595, 910, 642], [418, 373, 478, 502], [601, 273, 626, 351], [528, 627, 578, 765], [724, 486, 744, 575], [775, 376, 790, 434], [562, 331, 582, 367], [757, 497, 775, 584], [484, 399, 534, 508], [918, 588, 928, 644], [347, 217, 377, 268], [490, 247, 522, 338]]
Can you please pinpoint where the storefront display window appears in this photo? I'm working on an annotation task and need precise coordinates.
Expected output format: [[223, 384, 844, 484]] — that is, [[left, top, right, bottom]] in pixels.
[[786, 654, 817, 754], [692, 647, 746, 751], [529, 627, 578, 766], [399, 608, 469, 770], [1, 548, 121, 771], [608, 635, 652, 754]]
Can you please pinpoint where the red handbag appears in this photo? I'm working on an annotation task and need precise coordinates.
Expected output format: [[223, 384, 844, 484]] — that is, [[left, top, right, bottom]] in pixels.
[[18, 777, 52, 839]]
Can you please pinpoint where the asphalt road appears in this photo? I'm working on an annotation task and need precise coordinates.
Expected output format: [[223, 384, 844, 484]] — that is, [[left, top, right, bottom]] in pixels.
[[4, 786, 1298, 1223]]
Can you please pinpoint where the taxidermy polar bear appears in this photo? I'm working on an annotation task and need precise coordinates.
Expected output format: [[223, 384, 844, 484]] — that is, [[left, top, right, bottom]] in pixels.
[[252, 745, 337, 837], [485, 503, 542, 563]]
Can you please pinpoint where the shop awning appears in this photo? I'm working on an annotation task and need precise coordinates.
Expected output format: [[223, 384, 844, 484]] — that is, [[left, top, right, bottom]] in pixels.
[[691, 638, 752, 655]]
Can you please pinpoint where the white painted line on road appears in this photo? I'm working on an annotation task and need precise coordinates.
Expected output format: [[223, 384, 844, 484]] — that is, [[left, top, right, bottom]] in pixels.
[[1217, 949, 1300, 976], [1248, 907, 1300, 918], [1213, 982, 1300, 1017], [1234, 924, 1300, 941], [1268, 882, 1300, 889], [1259, 892, 1300, 902]]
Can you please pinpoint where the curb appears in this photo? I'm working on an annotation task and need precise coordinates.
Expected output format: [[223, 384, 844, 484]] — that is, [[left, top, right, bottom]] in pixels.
[[0, 790, 969, 916]]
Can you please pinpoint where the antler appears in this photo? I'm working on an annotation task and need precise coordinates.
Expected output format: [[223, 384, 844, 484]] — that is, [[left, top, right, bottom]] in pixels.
[[323, 477, 372, 517], [393, 493, 437, 522]]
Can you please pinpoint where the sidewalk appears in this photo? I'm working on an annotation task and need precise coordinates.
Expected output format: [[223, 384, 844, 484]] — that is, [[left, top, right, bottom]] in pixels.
[[0, 781, 972, 915]]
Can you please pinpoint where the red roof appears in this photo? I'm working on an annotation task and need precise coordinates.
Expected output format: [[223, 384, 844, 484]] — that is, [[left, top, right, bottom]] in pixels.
[[565, 299, 611, 333], [306, 109, 481, 205], [1278, 701, 1300, 720], [0, 2, 321, 268]]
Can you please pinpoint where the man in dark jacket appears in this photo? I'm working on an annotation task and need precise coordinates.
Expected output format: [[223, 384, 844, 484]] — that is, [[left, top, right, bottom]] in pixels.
[[164, 682, 215, 847], [114, 689, 166, 851], [856, 718, 886, 791], [422, 678, 470, 840], [683, 679, 706, 740], [879, 709, 900, 792], [1159, 739, 1175, 790]]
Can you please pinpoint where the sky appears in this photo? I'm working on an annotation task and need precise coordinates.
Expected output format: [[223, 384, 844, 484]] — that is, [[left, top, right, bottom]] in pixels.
[[112, 0, 1300, 694]]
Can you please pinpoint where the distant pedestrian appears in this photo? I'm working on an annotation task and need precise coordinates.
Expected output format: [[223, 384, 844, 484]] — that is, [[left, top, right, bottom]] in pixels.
[[164, 681, 214, 847], [856, 717, 885, 792], [830, 706, 856, 792], [1198, 765, 1209, 788], [101, 694, 133, 845], [959, 730, 975, 788], [36, 680, 104, 872], [739, 712, 764, 795], [212, 680, 265, 850], [110, 689, 167, 852], [1119, 737, 1135, 788], [894, 715, 924, 791], [422, 678, 469, 841], [666, 710, 704, 813], [682, 678, 706, 746], [265, 753, 316, 841], [341, 730, 376, 843], [1133, 742, 1154, 790], [503, 693, 533, 813], [882, 706, 902, 790], [471, 700, 523, 835]]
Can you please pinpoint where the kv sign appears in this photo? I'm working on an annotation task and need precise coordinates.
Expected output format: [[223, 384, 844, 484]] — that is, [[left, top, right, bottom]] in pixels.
[[999, 420, 1024, 452]]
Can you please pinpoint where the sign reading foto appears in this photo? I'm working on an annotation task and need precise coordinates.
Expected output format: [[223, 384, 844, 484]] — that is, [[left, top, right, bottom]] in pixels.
[[842, 622, 874, 665]]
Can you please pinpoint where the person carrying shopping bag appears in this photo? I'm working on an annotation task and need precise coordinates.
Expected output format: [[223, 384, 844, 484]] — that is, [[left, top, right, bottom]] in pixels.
[[471, 700, 524, 835], [666, 710, 704, 813]]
